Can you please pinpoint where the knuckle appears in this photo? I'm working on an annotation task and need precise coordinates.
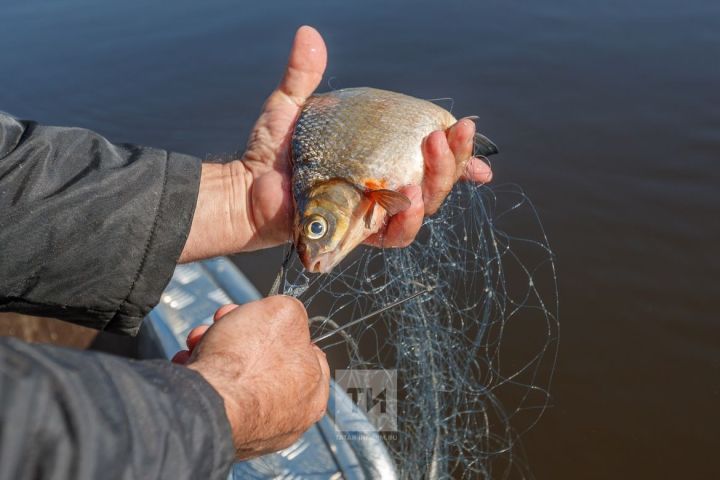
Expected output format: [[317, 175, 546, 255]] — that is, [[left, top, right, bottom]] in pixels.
[[312, 403, 328, 423], [286, 296, 309, 321], [278, 296, 309, 324], [265, 295, 308, 330], [307, 356, 324, 383], [312, 390, 329, 422], [313, 345, 328, 364], [301, 396, 327, 428]]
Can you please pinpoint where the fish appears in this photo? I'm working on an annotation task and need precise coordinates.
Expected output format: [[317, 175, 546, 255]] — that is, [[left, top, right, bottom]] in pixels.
[[291, 87, 498, 273]]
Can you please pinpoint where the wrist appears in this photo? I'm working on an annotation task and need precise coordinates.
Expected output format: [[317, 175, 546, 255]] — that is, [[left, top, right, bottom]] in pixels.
[[188, 360, 259, 458], [179, 161, 255, 262]]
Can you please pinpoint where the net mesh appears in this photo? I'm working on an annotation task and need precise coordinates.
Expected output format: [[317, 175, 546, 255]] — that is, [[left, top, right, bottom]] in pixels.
[[282, 181, 558, 479]]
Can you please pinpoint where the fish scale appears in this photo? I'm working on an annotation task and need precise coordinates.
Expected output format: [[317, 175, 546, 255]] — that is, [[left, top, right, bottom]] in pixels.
[[292, 87, 455, 196], [290, 87, 497, 273]]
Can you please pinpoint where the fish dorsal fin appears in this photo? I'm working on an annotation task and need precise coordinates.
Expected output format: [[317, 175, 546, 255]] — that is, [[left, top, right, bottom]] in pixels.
[[367, 189, 411, 216]]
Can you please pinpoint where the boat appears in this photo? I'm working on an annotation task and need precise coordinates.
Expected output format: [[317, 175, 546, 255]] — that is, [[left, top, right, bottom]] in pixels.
[[139, 257, 398, 479]]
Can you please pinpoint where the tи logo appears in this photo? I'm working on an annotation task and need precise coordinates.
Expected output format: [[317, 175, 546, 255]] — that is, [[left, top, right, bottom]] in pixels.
[[335, 369, 397, 432]]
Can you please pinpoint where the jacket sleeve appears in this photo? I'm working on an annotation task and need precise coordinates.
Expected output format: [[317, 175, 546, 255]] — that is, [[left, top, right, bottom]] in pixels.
[[0, 337, 236, 480], [0, 112, 201, 335]]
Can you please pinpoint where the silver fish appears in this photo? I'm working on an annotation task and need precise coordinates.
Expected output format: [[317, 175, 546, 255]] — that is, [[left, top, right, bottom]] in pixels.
[[291, 87, 497, 273]]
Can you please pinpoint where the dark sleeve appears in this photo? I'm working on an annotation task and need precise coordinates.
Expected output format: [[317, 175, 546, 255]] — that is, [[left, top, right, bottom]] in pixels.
[[0, 337, 235, 480], [0, 112, 201, 335]]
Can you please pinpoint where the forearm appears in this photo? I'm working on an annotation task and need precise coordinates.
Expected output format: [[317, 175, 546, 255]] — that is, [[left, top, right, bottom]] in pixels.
[[0, 337, 235, 480]]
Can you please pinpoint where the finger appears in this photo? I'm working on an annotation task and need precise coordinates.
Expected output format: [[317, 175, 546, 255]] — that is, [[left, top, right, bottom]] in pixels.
[[312, 345, 330, 385], [278, 26, 328, 105], [447, 118, 476, 180], [365, 185, 423, 247], [186, 325, 210, 351], [461, 157, 493, 183], [310, 345, 330, 422], [421, 131, 456, 215], [171, 350, 191, 365], [214, 304, 239, 322]]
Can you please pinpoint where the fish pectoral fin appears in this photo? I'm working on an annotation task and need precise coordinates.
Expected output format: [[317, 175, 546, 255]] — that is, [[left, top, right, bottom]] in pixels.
[[364, 202, 375, 228], [368, 189, 411, 216]]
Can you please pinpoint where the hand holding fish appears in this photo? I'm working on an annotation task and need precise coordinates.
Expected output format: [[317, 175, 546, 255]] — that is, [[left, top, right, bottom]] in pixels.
[[180, 26, 494, 267]]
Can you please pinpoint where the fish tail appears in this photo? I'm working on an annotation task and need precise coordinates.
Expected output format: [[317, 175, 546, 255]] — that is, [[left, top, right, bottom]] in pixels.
[[474, 132, 499, 157]]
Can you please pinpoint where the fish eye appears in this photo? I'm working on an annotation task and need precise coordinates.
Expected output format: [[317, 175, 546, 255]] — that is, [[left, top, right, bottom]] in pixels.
[[304, 216, 328, 240]]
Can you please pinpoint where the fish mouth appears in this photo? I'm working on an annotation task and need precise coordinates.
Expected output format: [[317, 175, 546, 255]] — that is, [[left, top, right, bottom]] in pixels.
[[296, 240, 342, 273], [300, 250, 340, 274]]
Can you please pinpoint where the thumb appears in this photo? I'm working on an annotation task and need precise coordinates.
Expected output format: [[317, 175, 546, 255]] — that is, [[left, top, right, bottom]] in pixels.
[[278, 26, 327, 105]]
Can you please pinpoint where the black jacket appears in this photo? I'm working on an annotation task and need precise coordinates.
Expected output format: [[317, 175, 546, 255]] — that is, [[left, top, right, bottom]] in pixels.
[[0, 113, 236, 479]]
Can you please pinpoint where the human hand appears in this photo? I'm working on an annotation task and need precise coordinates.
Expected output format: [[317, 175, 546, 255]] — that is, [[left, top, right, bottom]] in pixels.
[[364, 118, 493, 247], [177, 297, 330, 460], [179, 26, 492, 261]]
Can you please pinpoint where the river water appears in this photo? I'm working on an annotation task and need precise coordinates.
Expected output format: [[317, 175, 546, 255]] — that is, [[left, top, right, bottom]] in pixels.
[[2, 0, 718, 478]]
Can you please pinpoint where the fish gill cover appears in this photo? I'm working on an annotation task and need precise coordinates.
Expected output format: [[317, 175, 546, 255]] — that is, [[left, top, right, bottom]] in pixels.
[[281, 127, 559, 478]]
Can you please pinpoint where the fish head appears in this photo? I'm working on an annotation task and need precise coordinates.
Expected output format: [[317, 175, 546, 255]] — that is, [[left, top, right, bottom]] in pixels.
[[294, 179, 379, 273]]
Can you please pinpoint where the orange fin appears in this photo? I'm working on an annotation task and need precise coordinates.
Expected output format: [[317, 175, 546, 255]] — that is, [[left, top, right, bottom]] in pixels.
[[367, 189, 411, 216], [364, 203, 375, 228]]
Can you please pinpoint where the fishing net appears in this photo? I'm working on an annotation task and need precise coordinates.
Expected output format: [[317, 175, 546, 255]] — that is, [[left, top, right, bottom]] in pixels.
[[279, 179, 559, 479]]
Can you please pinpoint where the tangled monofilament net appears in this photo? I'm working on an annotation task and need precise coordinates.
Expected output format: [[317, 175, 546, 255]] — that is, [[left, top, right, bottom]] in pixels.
[[281, 181, 558, 479]]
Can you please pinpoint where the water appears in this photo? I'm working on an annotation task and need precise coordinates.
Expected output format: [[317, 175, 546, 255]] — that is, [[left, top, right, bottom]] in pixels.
[[2, 0, 719, 477]]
